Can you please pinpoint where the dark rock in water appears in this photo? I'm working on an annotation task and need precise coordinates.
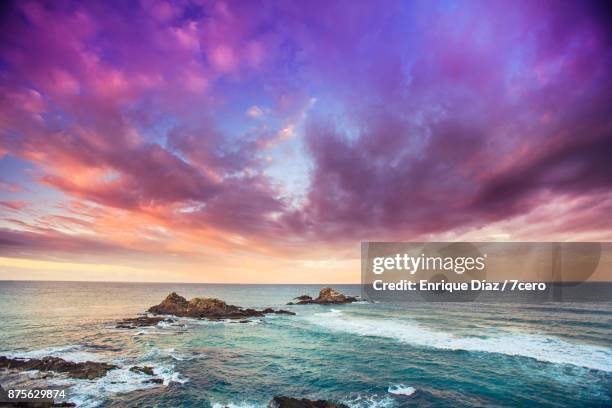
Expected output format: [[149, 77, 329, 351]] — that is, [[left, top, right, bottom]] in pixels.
[[273, 309, 296, 315], [129, 365, 154, 376], [148, 292, 242, 318], [148, 292, 295, 319], [115, 316, 172, 329], [287, 295, 313, 305], [268, 396, 349, 408], [289, 288, 357, 305], [294, 295, 313, 301], [0, 356, 116, 379], [3, 403, 77, 407], [130, 366, 164, 384]]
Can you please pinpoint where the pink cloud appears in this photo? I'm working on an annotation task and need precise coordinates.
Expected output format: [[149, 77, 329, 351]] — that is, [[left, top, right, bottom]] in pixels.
[[0, 180, 25, 193], [0, 201, 29, 211], [0, 0, 611, 267]]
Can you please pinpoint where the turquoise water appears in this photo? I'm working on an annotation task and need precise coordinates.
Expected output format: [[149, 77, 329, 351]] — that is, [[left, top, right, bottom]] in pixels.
[[0, 281, 610, 407]]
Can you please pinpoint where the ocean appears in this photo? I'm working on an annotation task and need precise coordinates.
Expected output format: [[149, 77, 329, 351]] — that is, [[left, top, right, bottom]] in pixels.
[[0, 281, 610, 407]]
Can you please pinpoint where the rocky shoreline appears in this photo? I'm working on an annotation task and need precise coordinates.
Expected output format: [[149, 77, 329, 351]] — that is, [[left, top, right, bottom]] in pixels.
[[115, 316, 175, 329], [0, 356, 116, 380], [0, 356, 351, 408], [146, 292, 296, 320], [287, 288, 358, 305], [268, 396, 348, 408], [114, 288, 357, 327], [0, 355, 167, 389], [0, 289, 360, 407]]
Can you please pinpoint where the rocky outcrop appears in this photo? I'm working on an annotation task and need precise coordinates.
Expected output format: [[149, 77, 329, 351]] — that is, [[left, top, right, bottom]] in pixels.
[[268, 396, 348, 408], [129, 365, 155, 376], [0, 356, 116, 380], [148, 292, 296, 319], [128, 365, 165, 383], [293, 295, 312, 301], [287, 288, 358, 305], [115, 316, 173, 329]]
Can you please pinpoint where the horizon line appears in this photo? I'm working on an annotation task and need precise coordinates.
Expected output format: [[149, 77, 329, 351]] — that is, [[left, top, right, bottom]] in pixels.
[[0, 278, 361, 285], [0, 279, 610, 285]]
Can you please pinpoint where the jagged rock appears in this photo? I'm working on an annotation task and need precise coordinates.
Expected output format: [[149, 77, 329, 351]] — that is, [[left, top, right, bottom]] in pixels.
[[273, 309, 296, 315], [287, 295, 312, 305], [115, 316, 173, 329], [295, 295, 313, 301], [288, 288, 357, 305], [129, 365, 154, 375], [128, 365, 163, 384], [268, 396, 349, 408], [0, 356, 116, 380], [148, 292, 296, 319]]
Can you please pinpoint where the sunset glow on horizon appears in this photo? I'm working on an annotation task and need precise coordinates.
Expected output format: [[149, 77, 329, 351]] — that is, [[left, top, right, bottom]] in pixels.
[[1, 0, 612, 283]]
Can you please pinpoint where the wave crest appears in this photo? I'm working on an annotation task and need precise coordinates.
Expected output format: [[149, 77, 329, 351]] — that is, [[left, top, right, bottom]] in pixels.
[[305, 310, 612, 372]]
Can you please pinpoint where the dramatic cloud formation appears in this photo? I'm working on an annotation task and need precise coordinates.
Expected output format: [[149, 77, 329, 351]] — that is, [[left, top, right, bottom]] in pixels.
[[0, 0, 611, 282]]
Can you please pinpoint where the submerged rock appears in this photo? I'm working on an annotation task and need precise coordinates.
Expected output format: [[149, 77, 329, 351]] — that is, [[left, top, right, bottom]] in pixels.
[[287, 288, 358, 305], [115, 316, 173, 329], [148, 292, 296, 319], [268, 396, 349, 408], [0, 356, 116, 380]]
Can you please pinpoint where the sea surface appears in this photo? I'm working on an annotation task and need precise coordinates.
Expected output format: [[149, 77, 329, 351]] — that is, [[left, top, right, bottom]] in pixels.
[[0, 281, 610, 407]]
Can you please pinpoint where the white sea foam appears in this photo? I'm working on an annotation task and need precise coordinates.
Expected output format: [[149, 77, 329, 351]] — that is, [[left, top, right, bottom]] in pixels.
[[211, 402, 261, 408], [4, 345, 104, 363], [174, 317, 229, 326], [142, 347, 206, 361], [140, 347, 174, 360], [3, 345, 189, 408], [306, 310, 612, 372], [343, 394, 395, 408], [388, 384, 416, 396], [60, 363, 188, 407], [169, 351, 206, 361], [153, 364, 189, 385], [134, 328, 176, 336], [156, 319, 188, 329]]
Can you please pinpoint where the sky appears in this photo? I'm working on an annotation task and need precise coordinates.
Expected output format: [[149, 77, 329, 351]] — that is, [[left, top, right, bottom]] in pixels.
[[1, 0, 612, 283]]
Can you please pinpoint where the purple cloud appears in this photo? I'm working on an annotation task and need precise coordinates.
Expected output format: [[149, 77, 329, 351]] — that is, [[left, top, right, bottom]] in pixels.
[[0, 0, 611, 263]]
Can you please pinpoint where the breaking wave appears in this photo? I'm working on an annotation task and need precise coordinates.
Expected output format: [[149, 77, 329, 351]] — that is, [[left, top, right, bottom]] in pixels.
[[305, 310, 612, 372]]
